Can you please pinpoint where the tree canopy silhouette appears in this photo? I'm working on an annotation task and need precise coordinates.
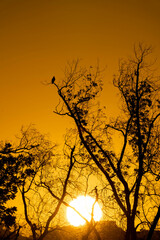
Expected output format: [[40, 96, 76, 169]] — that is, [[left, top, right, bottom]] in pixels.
[[0, 131, 42, 238], [52, 44, 160, 240]]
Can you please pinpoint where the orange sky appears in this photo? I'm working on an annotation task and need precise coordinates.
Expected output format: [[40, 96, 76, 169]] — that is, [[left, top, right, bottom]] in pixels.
[[0, 0, 160, 144]]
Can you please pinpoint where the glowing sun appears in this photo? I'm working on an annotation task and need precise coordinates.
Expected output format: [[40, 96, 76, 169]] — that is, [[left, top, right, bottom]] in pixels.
[[67, 195, 102, 226]]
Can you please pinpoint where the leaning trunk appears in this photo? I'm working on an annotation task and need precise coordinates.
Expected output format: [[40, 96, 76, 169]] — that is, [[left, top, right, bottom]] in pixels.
[[146, 206, 160, 240]]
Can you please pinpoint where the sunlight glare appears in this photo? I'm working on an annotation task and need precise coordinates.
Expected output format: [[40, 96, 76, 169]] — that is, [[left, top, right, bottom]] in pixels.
[[67, 195, 102, 226]]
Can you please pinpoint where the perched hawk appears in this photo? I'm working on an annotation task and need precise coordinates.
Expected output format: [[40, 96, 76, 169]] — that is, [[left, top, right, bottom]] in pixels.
[[51, 76, 55, 84]]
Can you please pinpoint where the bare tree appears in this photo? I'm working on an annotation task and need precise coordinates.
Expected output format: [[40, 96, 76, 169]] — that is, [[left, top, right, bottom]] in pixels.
[[13, 125, 101, 240], [52, 45, 160, 240], [16, 127, 79, 240], [41, 135, 102, 240]]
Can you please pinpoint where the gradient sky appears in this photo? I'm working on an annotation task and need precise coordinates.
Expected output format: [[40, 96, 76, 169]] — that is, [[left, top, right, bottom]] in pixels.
[[0, 0, 160, 144]]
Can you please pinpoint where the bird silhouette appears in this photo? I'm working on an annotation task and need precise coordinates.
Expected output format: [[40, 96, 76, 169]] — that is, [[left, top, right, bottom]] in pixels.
[[51, 76, 55, 84]]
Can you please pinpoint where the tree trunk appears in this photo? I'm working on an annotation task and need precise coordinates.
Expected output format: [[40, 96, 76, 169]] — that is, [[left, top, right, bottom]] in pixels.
[[82, 224, 101, 240], [125, 217, 137, 240], [146, 206, 160, 240], [94, 227, 101, 240]]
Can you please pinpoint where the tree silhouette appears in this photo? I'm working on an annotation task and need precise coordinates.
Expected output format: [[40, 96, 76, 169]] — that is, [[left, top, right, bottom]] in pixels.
[[16, 127, 60, 240], [18, 127, 92, 240], [40, 135, 102, 240], [0, 127, 42, 238], [52, 45, 160, 240], [0, 143, 19, 229]]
